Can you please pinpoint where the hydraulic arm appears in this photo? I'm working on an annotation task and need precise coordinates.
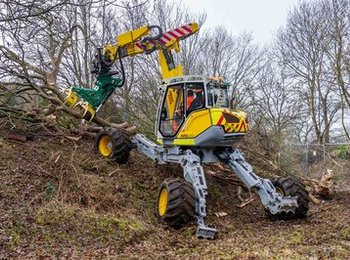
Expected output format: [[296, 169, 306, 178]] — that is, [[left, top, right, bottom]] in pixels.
[[64, 23, 199, 121]]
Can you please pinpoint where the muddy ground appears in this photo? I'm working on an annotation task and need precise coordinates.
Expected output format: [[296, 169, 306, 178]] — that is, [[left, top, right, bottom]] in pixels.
[[0, 130, 349, 259]]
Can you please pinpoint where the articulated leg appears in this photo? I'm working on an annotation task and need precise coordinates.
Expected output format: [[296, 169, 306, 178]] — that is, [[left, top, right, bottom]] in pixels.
[[181, 150, 217, 239], [216, 148, 298, 215]]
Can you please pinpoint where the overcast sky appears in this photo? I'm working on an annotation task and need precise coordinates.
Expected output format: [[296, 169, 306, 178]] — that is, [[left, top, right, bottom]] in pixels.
[[184, 0, 300, 44]]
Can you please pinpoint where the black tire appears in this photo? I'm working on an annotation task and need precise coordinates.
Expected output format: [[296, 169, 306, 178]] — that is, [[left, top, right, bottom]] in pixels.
[[269, 177, 310, 219], [156, 178, 196, 228], [95, 127, 132, 164]]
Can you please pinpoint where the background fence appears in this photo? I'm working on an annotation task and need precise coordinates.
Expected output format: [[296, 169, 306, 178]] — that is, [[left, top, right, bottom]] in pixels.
[[278, 143, 350, 191]]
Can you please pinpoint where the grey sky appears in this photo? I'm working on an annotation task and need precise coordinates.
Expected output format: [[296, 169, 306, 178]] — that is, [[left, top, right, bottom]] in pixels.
[[185, 0, 300, 44]]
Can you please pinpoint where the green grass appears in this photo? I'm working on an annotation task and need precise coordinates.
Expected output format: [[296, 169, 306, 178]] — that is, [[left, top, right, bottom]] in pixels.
[[35, 201, 145, 245]]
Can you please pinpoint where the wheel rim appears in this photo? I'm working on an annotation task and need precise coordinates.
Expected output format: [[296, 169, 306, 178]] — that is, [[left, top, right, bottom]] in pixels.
[[158, 188, 168, 216], [99, 135, 113, 157]]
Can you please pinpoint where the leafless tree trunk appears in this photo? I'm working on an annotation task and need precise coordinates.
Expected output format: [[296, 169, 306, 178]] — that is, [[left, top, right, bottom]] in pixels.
[[0, 0, 133, 132], [275, 1, 338, 144], [325, 0, 350, 141]]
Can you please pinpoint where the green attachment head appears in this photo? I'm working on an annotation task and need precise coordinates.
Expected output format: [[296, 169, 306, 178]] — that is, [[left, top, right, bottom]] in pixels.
[[71, 74, 123, 109]]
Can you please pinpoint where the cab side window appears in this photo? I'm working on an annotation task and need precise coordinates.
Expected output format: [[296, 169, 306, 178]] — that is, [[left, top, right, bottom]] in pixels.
[[186, 83, 205, 115], [159, 84, 184, 137], [206, 83, 229, 108]]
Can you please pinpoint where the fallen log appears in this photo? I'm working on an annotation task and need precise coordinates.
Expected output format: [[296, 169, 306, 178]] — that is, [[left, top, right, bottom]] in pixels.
[[304, 169, 336, 200]]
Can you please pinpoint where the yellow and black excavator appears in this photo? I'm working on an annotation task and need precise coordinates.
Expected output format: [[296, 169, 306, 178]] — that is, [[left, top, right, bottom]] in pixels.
[[65, 23, 310, 239]]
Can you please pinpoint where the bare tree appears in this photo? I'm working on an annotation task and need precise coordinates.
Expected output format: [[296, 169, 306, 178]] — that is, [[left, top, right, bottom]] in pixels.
[[251, 54, 301, 139], [324, 0, 350, 141], [275, 0, 339, 143], [193, 27, 264, 111], [0, 0, 132, 130]]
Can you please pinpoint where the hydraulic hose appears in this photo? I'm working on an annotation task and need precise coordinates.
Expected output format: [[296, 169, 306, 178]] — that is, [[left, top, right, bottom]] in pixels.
[[117, 46, 125, 87], [141, 25, 163, 54]]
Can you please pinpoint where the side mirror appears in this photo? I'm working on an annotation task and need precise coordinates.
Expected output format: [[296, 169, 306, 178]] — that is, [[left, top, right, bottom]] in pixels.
[[229, 97, 235, 109], [160, 108, 167, 120]]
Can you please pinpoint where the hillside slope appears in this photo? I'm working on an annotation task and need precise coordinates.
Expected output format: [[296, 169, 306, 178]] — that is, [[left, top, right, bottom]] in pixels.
[[0, 129, 349, 258]]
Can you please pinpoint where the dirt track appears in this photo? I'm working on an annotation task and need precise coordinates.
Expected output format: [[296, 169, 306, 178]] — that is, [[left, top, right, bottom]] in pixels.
[[0, 133, 349, 258]]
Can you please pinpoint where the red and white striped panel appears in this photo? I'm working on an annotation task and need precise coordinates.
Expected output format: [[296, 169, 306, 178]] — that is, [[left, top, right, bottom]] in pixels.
[[135, 23, 196, 50], [158, 24, 195, 45]]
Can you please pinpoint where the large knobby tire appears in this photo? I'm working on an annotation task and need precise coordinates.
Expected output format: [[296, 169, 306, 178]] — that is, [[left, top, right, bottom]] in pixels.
[[95, 127, 132, 164], [156, 178, 196, 228], [270, 177, 310, 219]]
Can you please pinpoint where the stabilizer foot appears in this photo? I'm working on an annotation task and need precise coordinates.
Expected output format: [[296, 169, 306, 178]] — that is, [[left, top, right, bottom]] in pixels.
[[196, 226, 217, 239]]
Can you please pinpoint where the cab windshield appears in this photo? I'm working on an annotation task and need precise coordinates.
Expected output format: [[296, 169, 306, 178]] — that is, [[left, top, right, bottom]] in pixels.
[[206, 83, 229, 108]]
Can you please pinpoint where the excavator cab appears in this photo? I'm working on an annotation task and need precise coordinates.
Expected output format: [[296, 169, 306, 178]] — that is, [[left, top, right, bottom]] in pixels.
[[156, 76, 249, 147]]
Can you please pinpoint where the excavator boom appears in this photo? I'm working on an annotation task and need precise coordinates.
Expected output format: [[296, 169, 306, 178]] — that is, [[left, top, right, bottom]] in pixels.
[[64, 23, 199, 120], [103, 23, 199, 79]]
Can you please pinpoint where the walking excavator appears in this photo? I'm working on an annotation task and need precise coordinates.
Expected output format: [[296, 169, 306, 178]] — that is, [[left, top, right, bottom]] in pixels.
[[64, 23, 309, 239]]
